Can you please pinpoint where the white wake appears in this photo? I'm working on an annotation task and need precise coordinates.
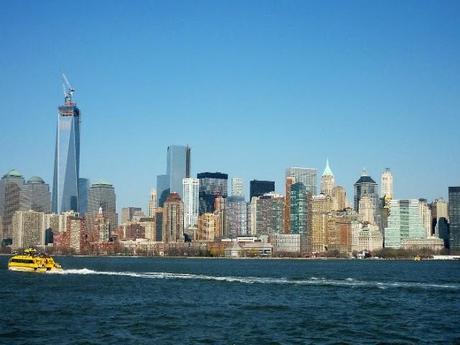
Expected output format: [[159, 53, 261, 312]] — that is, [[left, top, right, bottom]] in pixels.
[[50, 269, 460, 290]]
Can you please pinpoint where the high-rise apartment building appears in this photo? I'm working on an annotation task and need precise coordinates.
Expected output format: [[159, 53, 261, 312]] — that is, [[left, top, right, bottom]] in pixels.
[[255, 193, 284, 236], [12, 210, 46, 250], [320, 160, 335, 196], [162, 193, 184, 243], [449, 187, 460, 252], [250, 180, 275, 200], [286, 167, 317, 195], [197, 172, 228, 214], [384, 199, 426, 248], [197, 213, 217, 241], [225, 196, 247, 238], [52, 78, 80, 213], [183, 178, 199, 229], [231, 177, 244, 198], [167, 145, 191, 199], [380, 168, 393, 198]]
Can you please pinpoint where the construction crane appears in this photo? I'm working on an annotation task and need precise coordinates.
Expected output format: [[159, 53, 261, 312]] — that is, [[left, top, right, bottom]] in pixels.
[[62, 73, 75, 103]]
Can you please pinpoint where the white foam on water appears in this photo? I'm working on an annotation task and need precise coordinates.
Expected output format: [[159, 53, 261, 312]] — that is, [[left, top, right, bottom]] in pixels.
[[52, 268, 460, 291]]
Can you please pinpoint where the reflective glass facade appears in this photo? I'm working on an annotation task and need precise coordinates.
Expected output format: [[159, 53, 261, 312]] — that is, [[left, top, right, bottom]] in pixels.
[[52, 102, 80, 213], [167, 145, 191, 198], [449, 187, 460, 252]]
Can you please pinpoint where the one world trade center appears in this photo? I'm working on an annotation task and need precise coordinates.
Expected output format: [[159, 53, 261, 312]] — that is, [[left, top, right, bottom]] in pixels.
[[52, 75, 80, 213]]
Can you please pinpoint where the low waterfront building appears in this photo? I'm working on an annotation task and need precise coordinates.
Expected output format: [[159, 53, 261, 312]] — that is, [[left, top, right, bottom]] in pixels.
[[401, 237, 444, 251], [269, 233, 300, 254], [351, 222, 383, 253]]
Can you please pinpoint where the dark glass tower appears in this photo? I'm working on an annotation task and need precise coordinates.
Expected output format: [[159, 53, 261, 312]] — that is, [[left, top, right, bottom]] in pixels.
[[197, 172, 228, 214], [52, 76, 80, 213], [250, 180, 275, 200], [449, 186, 460, 252], [167, 145, 191, 199]]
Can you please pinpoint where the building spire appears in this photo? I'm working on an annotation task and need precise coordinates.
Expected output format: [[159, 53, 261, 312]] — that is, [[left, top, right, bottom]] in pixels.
[[322, 158, 334, 177]]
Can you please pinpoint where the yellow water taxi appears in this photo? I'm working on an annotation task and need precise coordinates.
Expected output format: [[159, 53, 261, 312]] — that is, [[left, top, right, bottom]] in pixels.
[[8, 248, 63, 273]]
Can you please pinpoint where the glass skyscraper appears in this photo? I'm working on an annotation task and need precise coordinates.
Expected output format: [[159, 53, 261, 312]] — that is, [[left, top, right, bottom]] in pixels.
[[197, 172, 228, 214], [52, 81, 80, 214], [167, 145, 191, 199], [286, 167, 317, 195], [250, 180, 275, 200], [449, 187, 460, 252]]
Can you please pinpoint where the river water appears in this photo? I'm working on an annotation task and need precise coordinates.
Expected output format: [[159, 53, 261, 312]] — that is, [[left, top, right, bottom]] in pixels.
[[1, 256, 459, 344]]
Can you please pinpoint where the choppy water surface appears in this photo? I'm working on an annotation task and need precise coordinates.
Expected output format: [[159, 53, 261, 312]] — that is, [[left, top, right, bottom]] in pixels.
[[1, 257, 459, 344]]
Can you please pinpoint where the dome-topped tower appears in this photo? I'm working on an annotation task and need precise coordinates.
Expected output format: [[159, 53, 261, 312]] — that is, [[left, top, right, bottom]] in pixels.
[[320, 159, 335, 196]]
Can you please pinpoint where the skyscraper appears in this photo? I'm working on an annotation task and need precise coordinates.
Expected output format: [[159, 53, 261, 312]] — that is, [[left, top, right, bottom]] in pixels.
[[448, 187, 460, 252], [197, 172, 228, 214], [320, 159, 335, 196], [52, 76, 80, 214], [255, 193, 284, 236], [183, 178, 199, 229], [381, 168, 393, 198], [23, 176, 51, 213], [225, 196, 247, 238], [353, 170, 379, 213], [148, 189, 157, 217], [249, 180, 275, 200], [167, 145, 191, 199], [286, 167, 317, 195], [87, 181, 117, 228], [156, 174, 170, 207], [0, 169, 25, 240], [162, 193, 184, 243], [290, 182, 311, 235], [78, 178, 90, 215], [231, 177, 244, 198], [384, 199, 426, 248]]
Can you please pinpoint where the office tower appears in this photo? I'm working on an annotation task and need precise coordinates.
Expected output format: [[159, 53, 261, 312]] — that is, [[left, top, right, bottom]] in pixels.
[[225, 196, 247, 238], [22, 176, 51, 213], [326, 211, 357, 253], [449, 187, 460, 252], [93, 207, 110, 242], [12, 210, 46, 250], [153, 208, 163, 241], [380, 168, 393, 198], [320, 159, 335, 196], [418, 199, 432, 238], [197, 213, 217, 241], [255, 193, 284, 236], [0, 169, 26, 240], [87, 181, 117, 228], [250, 180, 275, 200], [167, 145, 191, 198], [156, 174, 170, 207], [197, 172, 228, 214], [183, 178, 199, 229], [431, 198, 448, 235], [121, 207, 142, 224], [353, 170, 379, 213], [351, 222, 383, 253], [52, 77, 80, 213], [311, 194, 333, 252], [231, 177, 244, 198], [290, 182, 311, 235], [78, 178, 90, 215], [286, 167, 317, 195], [332, 186, 347, 211], [284, 176, 295, 234], [148, 189, 157, 217], [162, 193, 184, 243], [384, 199, 426, 248]]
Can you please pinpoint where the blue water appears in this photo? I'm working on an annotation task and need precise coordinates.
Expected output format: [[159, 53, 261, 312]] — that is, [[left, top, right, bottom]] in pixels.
[[1, 257, 459, 344]]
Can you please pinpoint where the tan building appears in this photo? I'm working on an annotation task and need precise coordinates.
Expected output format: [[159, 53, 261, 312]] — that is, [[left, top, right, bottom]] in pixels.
[[214, 196, 226, 239], [12, 210, 46, 250], [351, 222, 383, 252], [162, 193, 184, 243], [284, 176, 294, 234], [359, 195, 375, 224], [332, 186, 347, 211], [197, 213, 217, 241], [311, 194, 333, 253], [327, 211, 358, 254], [401, 237, 444, 251]]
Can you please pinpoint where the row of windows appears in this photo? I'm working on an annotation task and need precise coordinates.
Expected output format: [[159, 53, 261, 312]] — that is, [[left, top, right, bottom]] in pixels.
[[10, 258, 34, 264]]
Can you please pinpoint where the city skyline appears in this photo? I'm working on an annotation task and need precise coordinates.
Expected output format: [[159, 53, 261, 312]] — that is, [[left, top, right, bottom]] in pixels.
[[1, 1, 459, 212]]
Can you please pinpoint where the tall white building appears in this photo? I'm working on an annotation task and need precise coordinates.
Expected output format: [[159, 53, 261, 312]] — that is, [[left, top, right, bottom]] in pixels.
[[182, 178, 199, 229], [231, 177, 244, 198], [12, 210, 46, 250], [381, 168, 393, 198]]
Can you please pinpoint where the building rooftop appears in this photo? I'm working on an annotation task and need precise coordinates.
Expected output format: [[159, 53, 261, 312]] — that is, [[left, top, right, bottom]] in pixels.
[[2, 169, 23, 179], [322, 159, 334, 177], [27, 176, 45, 184], [355, 175, 377, 185]]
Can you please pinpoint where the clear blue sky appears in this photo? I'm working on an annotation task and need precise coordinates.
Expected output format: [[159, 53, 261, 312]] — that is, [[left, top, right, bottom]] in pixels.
[[0, 0, 459, 213]]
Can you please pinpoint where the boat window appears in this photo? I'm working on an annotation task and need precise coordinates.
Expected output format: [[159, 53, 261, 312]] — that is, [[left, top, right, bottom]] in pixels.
[[11, 259, 35, 264]]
